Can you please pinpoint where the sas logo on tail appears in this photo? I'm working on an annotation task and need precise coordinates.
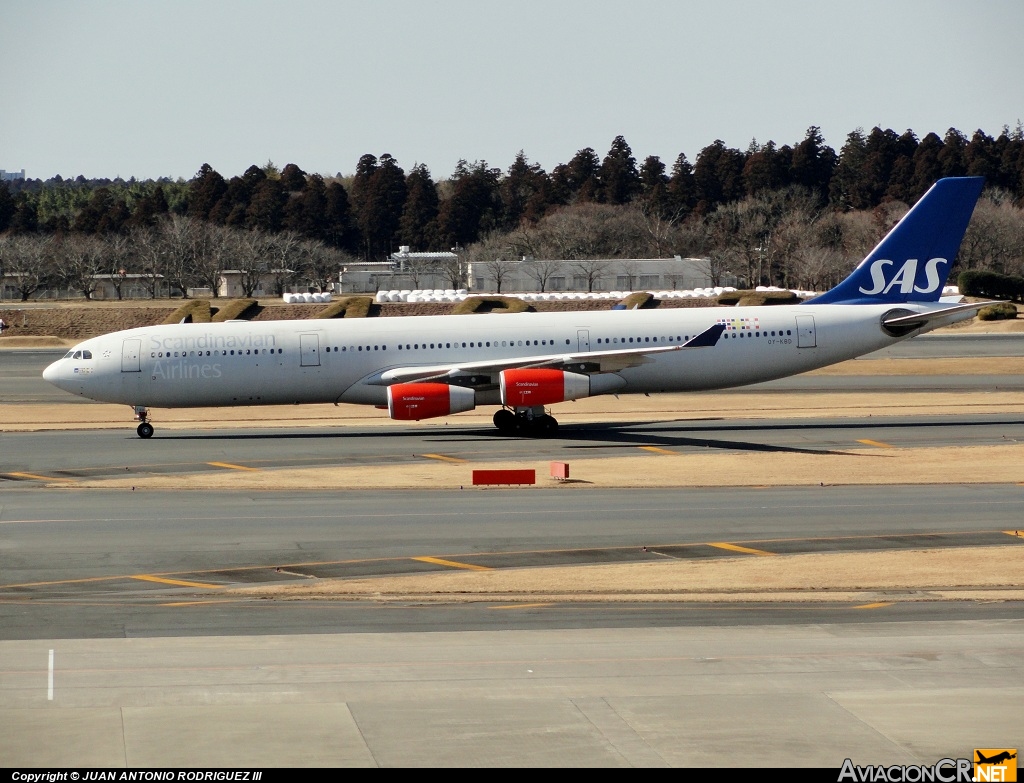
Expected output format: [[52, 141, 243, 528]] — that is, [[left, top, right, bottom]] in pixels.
[[858, 258, 948, 296]]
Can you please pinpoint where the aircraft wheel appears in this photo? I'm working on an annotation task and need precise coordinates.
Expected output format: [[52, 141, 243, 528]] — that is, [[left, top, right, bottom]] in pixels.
[[537, 414, 559, 436], [137, 422, 154, 439], [493, 408, 516, 432]]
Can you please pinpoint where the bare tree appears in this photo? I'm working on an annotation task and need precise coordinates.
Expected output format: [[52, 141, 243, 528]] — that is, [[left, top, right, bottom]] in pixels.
[[184, 221, 222, 297], [440, 251, 467, 289], [55, 234, 105, 299], [237, 229, 273, 297], [265, 231, 304, 295], [129, 226, 169, 298], [0, 235, 55, 301], [637, 203, 684, 257], [614, 258, 642, 290], [301, 239, 349, 293], [521, 258, 563, 293], [103, 233, 133, 300], [692, 253, 733, 288], [400, 253, 441, 289], [565, 258, 611, 292], [158, 214, 202, 297], [467, 232, 517, 292], [958, 192, 1024, 275]]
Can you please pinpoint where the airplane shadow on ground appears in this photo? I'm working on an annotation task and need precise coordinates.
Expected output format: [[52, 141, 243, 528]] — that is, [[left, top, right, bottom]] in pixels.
[[151, 416, 1024, 458]]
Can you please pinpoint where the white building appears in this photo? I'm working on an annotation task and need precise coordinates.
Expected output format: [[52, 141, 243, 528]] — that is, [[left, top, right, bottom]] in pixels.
[[0, 169, 26, 181], [468, 256, 739, 294], [338, 247, 461, 293], [337, 250, 738, 295]]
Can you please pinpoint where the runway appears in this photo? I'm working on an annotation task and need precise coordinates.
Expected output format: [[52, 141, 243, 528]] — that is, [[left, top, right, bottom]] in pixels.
[[1, 333, 1023, 766]]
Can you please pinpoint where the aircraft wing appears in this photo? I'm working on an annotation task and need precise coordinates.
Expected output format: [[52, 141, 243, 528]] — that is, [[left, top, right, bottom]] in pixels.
[[371, 322, 726, 386]]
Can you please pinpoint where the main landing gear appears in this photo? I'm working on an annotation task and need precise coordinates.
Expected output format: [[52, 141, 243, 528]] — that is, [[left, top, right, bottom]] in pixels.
[[133, 406, 154, 439], [492, 406, 559, 436]]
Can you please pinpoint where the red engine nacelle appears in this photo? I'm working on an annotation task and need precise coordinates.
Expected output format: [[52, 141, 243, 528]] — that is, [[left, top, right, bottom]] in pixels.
[[387, 383, 476, 421], [499, 369, 591, 407]]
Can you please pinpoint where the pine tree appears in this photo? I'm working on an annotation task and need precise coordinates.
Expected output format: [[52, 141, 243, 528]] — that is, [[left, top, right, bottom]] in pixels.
[[187, 164, 227, 220], [499, 152, 548, 230], [0, 182, 15, 232], [399, 164, 440, 249], [790, 126, 836, 197], [551, 148, 600, 203], [279, 163, 308, 193], [437, 160, 501, 247], [596, 136, 641, 205]]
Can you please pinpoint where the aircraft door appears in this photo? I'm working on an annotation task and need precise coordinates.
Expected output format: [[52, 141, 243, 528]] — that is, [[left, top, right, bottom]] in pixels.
[[121, 339, 141, 372], [299, 333, 321, 367], [795, 315, 817, 348], [577, 329, 591, 352]]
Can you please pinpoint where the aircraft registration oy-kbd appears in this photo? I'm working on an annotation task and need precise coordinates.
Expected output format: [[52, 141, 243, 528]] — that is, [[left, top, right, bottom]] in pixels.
[[44, 177, 991, 438]]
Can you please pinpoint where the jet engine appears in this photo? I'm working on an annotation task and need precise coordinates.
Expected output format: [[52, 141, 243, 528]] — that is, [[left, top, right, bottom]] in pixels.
[[499, 369, 593, 407], [387, 382, 476, 420]]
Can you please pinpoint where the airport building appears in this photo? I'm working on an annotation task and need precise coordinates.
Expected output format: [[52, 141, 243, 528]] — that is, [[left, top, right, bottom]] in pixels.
[[336, 247, 736, 294]]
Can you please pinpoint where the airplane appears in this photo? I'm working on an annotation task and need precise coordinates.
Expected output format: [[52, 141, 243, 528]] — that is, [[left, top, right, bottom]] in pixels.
[[43, 177, 991, 439], [975, 751, 1016, 765]]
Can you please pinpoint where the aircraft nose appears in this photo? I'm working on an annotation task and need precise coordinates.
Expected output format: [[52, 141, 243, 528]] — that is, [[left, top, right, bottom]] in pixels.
[[42, 360, 63, 386]]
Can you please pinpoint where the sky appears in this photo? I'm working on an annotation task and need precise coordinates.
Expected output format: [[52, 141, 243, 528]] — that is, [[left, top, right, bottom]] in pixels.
[[2, 0, 1023, 183]]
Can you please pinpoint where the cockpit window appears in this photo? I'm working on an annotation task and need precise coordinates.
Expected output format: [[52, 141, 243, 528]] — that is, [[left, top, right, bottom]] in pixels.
[[73, 351, 82, 359], [63, 351, 75, 359], [82, 350, 92, 359]]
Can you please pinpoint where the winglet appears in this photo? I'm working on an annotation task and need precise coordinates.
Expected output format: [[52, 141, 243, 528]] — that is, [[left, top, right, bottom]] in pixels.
[[682, 323, 726, 348]]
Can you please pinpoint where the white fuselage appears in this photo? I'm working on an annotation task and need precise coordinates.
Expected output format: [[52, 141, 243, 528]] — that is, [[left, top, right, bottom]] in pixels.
[[42, 302, 967, 413]]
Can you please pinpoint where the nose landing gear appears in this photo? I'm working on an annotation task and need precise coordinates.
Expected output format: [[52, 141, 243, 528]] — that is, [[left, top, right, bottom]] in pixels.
[[133, 406, 154, 438]]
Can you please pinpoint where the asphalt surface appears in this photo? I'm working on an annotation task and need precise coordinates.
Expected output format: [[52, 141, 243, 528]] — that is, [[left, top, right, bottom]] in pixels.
[[2, 485, 1024, 641], [2, 332, 1023, 766]]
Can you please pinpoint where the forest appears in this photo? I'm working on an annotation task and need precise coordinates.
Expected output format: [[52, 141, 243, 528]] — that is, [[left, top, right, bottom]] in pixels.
[[1, 125, 1023, 300]]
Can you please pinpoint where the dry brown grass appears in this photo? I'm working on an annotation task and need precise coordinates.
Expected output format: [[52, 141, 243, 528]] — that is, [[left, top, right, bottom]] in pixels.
[[231, 545, 1024, 603]]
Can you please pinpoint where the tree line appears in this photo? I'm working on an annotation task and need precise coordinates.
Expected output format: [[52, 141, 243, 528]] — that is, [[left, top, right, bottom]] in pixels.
[[1, 124, 1023, 299]]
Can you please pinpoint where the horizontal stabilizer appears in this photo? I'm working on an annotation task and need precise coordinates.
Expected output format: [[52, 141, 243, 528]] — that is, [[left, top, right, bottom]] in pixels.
[[882, 300, 1003, 330]]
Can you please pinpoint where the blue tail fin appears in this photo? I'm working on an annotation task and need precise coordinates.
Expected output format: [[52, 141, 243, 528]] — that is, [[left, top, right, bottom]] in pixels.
[[804, 177, 985, 305]]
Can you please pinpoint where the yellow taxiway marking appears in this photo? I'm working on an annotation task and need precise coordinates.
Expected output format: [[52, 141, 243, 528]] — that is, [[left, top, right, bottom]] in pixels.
[[421, 453, 468, 464], [8, 472, 78, 483], [639, 446, 677, 455], [412, 556, 491, 571], [490, 603, 556, 610], [852, 602, 894, 610], [131, 574, 224, 589], [207, 461, 260, 472], [707, 542, 776, 556], [856, 439, 893, 448]]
